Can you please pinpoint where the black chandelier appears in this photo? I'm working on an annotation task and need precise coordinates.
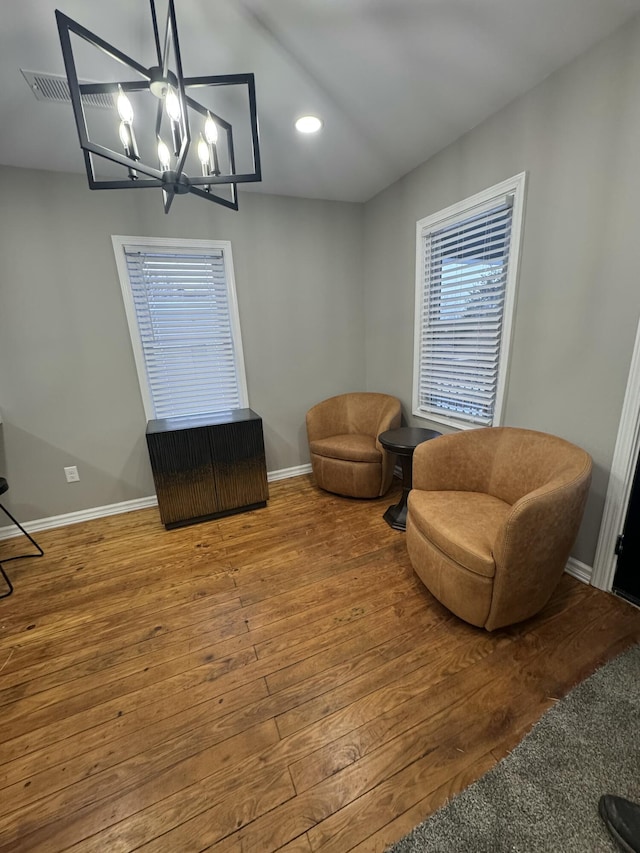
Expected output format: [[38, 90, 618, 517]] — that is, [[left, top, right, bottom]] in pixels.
[[55, 0, 262, 212]]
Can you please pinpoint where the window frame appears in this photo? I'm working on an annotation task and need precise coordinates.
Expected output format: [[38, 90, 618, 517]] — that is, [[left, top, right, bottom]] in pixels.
[[112, 235, 249, 421], [412, 172, 527, 430]]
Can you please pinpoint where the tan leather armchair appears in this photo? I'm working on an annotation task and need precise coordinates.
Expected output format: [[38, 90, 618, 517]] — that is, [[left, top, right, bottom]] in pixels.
[[406, 427, 592, 631], [306, 393, 401, 498]]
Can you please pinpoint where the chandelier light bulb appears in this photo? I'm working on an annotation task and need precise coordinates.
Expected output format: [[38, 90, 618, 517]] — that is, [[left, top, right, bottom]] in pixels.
[[157, 137, 171, 171], [197, 135, 210, 166], [204, 114, 218, 145], [116, 87, 134, 123], [165, 88, 181, 123], [119, 121, 132, 150]]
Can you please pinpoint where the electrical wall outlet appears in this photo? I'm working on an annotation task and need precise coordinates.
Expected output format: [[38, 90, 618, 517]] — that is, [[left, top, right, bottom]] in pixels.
[[64, 465, 80, 483]]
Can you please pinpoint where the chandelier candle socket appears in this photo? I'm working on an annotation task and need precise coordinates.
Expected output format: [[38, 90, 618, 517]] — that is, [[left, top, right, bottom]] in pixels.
[[55, 0, 262, 212]]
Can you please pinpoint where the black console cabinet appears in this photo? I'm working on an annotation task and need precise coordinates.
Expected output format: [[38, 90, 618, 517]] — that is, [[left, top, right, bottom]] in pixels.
[[146, 408, 269, 529]]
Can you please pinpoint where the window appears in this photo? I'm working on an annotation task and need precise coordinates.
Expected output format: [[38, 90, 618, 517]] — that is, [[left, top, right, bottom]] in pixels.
[[112, 236, 248, 421], [413, 173, 526, 429]]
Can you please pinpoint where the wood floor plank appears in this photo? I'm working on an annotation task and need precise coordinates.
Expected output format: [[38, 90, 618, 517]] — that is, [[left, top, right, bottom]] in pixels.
[[241, 548, 418, 632], [133, 765, 297, 853], [345, 752, 498, 853], [0, 677, 269, 788], [0, 474, 637, 853], [247, 554, 419, 650], [0, 593, 243, 688], [275, 618, 491, 739], [287, 631, 518, 794], [0, 576, 240, 654], [71, 765, 296, 853], [264, 594, 449, 695], [0, 654, 261, 768], [254, 577, 420, 662], [1, 640, 258, 739], [235, 528, 402, 606], [0, 607, 249, 708], [0, 719, 281, 850]]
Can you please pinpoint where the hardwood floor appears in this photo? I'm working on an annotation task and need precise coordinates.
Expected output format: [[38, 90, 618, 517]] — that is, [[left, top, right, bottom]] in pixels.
[[0, 475, 638, 853]]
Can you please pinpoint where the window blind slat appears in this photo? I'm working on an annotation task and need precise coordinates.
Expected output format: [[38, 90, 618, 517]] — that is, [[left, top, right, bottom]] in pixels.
[[124, 247, 243, 419]]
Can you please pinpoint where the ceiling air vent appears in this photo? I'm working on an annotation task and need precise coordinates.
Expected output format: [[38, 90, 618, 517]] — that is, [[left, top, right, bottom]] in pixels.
[[21, 69, 114, 110]]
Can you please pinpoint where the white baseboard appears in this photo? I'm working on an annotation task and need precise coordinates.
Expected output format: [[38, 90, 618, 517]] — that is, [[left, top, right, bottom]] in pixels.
[[0, 463, 313, 541], [565, 557, 593, 585], [267, 463, 312, 483], [0, 495, 159, 540]]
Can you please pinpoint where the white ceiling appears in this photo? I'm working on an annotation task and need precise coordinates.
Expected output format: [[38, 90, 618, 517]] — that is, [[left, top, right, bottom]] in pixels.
[[2, 0, 640, 203]]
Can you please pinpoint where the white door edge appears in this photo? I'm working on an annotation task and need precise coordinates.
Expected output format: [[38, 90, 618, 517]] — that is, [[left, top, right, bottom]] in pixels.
[[592, 318, 640, 590]]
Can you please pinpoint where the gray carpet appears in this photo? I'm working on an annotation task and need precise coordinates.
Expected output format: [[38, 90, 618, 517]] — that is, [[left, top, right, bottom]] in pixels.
[[387, 644, 640, 852]]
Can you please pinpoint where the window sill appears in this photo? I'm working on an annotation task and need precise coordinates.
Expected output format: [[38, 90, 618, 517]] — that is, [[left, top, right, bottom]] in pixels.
[[412, 408, 489, 432]]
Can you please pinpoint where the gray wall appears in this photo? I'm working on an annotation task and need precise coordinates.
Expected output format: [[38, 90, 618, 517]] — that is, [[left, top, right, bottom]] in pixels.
[[0, 167, 364, 521], [362, 15, 640, 564]]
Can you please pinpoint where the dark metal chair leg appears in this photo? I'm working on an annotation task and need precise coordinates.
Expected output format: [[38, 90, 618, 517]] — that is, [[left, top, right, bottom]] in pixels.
[[0, 563, 13, 598], [0, 503, 44, 558], [0, 501, 44, 599]]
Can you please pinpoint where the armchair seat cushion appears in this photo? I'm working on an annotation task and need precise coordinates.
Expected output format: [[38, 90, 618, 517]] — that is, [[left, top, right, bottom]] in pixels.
[[408, 490, 510, 578], [310, 434, 381, 464]]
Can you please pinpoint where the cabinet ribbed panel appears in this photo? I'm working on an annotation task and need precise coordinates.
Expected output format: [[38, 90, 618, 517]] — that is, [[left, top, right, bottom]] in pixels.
[[145, 409, 268, 528], [210, 420, 268, 512], [146, 427, 218, 526]]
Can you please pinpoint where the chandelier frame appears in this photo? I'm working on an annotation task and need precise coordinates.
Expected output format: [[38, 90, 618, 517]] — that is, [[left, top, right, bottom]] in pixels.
[[55, 0, 262, 212]]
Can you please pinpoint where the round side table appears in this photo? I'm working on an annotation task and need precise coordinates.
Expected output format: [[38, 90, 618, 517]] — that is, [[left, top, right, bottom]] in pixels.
[[378, 427, 442, 531]]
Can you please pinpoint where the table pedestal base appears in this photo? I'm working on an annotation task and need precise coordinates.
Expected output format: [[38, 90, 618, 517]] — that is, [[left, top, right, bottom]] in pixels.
[[383, 498, 409, 531], [383, 455, 412, 531]]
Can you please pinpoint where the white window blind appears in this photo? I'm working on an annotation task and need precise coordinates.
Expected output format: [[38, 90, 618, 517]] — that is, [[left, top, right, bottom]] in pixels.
[[414, 174, 525, 429], [113, 237, 247, 421]]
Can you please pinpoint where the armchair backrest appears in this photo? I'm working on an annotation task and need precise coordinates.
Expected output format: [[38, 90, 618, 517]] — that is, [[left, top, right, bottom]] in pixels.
[[413, 427, 591, 505], [306, 393, 401, 441], [487, 428, 592, 505]]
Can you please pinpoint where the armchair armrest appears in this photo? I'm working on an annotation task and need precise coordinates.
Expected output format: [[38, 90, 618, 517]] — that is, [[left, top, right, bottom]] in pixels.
[[374, 404, 402, 453], [488, 464, 592, 629]]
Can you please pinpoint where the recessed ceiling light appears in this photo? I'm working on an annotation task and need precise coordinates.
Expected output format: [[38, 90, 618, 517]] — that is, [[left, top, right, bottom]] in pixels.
[[295, 115, 323, 134]]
